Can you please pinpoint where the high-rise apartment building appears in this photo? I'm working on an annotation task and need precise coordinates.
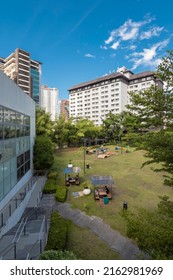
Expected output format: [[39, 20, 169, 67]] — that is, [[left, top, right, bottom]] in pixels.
[[40, 85, 58, 121], [59, 100, 69, 121], [68, 67, 163, 126], [0, 48, 42, 105]]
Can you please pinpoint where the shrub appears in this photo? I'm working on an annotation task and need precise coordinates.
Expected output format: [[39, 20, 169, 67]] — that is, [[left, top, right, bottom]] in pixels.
[[55, 186, 68, 202], [47, 172, 59, 180], [43, 179, 57, 194], [39, 250, 77, 260], [45, 211, 68, 251]]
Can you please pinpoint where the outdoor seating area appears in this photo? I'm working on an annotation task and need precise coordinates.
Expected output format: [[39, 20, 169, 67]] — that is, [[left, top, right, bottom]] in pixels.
[[65, 175, 80, 186], [91, 175, 113, 203], [94, 186, 112, 200], [97, 152, 113, 159], [64, 166, 81, 186]]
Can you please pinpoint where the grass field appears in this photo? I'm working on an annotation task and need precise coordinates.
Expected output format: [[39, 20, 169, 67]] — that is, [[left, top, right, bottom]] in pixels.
[[52, 145, 173, 236], [67, 221, 121, 260]]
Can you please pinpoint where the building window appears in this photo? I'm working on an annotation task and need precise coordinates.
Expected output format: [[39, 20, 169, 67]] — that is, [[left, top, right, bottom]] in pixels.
[[0, 105, 31, 201]]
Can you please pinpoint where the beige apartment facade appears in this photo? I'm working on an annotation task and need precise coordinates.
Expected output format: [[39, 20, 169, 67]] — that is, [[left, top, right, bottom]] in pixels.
[[68, 67, 163, 126]]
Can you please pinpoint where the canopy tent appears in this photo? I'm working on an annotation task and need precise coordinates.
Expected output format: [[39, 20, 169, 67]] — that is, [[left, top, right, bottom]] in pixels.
[[64, 166, 81, 186], [91, 175, 113, 201], [91, 175, 113, 185], [64, 166, 81, 174]]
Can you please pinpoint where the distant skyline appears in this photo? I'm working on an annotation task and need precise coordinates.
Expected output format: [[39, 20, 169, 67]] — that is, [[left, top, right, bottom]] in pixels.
[[0, 0, 172, 99]]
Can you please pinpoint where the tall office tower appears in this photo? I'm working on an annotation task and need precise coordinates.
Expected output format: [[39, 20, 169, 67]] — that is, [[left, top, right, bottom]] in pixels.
[[40, 85, 58, 121], [30, 59, 42, 104], [0, 71, 36, 236], [60, 100, 69, 121], [0, 48, 42, 105], [68, 67, 163, 126]]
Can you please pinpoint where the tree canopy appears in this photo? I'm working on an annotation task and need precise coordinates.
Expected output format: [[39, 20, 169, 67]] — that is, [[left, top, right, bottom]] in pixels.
[[34, 135, 54, 170], [125, 50, 173, 186], [122, 196, 173, 259]]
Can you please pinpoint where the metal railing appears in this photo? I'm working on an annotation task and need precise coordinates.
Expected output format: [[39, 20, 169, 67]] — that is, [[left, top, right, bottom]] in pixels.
[[26, 215, 48, 260], [0, 207, 40, 259]]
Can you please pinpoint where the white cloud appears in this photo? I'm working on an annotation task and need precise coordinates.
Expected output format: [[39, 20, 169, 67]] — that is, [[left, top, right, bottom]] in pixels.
[[129, 39, 170, 69], [140, 26, 164, 40], [100, 45, 108, 50], [101, 15, 171, 71], [110, 41, 120, 49], [129, 45, 137, 50], [104, 17, 155, 47], [84, 53, 96, 58]]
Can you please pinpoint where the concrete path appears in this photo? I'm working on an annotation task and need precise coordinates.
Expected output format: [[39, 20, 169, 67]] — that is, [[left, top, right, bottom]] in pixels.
[[53, 201, 145, 260], [0, 189, 147, 260]]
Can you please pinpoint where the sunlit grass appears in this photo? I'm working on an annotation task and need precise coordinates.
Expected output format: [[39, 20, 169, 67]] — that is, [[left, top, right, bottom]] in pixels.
[[52, 146, 173, 236]]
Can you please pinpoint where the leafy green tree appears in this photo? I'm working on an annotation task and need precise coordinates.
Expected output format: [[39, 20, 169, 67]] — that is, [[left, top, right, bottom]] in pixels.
[[141, 131, 173, 187], [157, 50, 173, 92], [36, 107, 53, 137], [126, 86, 173, 131], [53, 116, 70, 148], [102, 111, 139, 143], [34, 135, 55, 170], [122, 196, 173, 259], [64, 118, 78, 146], [75, 118, 101, 144], [102, 112, 122, 141], [39, 250, 77, 260], [124, 51, 173, 186]]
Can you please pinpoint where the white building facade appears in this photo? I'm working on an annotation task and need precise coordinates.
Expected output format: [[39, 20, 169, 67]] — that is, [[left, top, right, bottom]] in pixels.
[[40, 85, 58, 121], [0, 71, 36, 237], [69, 67, 163, 126]]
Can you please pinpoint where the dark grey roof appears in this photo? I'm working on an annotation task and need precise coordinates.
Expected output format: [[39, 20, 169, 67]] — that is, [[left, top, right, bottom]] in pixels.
[[68, 70, 157, 91], [68, 72, 123, 90], [129, 71, 155, 80]]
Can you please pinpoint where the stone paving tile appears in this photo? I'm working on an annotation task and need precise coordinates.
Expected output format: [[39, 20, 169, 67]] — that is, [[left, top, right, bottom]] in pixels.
[[0, 193, 147, 260], [54, 202, 145, 260]]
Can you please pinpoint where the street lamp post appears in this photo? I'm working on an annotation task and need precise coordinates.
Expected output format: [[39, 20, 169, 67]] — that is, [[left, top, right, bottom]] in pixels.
[[83, 138, 87, 174]]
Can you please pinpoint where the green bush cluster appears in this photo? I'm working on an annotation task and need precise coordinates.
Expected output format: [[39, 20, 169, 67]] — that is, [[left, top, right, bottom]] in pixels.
[[55, 186, 68, 202], [43, 179, 57, 194], [47, 172, 59, 180], [45, 211, 68, 251], [39, 250, 77, 260]]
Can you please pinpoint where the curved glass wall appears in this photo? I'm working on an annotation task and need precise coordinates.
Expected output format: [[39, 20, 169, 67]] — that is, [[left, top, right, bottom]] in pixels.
[[0, 105, 30, 202]]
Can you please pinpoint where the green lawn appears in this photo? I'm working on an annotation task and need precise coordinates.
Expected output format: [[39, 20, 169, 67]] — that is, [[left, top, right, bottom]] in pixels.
[[67, 222, 121, 260], [51, 146, 173, 236]]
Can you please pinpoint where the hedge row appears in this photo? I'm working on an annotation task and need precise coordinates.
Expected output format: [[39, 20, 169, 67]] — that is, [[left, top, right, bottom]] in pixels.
[[43, 179, 57, 194], [45, 211, 68, 251], [55, 186, 68, 202]]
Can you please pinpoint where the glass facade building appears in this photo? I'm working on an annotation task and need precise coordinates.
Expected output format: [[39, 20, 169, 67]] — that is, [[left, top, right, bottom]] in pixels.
[[0, 106, 30, 202], [0, 70, 35, 236], [30, 62, 41, 105]]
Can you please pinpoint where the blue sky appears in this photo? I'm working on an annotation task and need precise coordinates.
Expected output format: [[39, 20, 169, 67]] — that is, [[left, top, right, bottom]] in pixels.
[[0, 0, 172, 99]]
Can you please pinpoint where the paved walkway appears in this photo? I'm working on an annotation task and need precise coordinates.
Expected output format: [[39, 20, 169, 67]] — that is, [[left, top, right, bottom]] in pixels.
[[53, 201, 146, 260], [0, 183, 147, 260]]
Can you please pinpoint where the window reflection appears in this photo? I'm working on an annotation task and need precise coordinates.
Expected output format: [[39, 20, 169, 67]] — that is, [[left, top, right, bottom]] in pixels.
[[0, 105, 31, 201]]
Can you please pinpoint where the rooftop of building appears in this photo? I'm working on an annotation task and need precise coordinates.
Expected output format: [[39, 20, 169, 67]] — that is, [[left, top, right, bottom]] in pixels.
[[68, 68, 160, 91]]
